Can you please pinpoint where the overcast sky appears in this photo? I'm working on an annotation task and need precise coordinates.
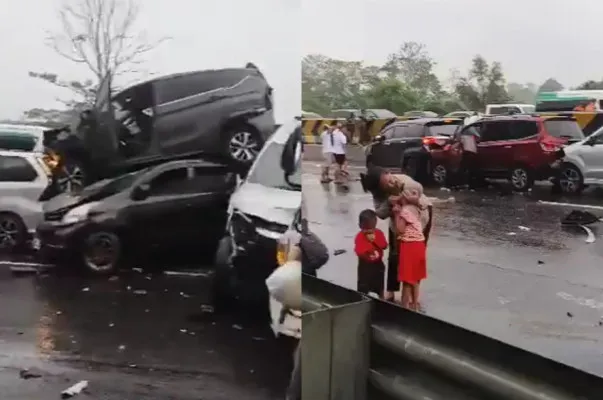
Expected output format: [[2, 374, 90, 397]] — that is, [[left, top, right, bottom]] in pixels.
[[0, 0, 300, 121], [303, 0, 603, 90]]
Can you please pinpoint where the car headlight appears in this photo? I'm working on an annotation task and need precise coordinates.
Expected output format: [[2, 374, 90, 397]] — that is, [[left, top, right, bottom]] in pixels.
[[61, 202, 99, 225]]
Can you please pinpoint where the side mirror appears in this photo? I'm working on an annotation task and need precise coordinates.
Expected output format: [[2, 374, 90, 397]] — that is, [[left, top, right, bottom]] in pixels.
[[131, 183, 150, 201], [374, 135, 385, 142], [281, 127, 302, 176]]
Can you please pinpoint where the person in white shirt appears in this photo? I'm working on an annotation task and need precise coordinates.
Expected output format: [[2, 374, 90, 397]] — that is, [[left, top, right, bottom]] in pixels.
[[320, 125, 335, 183], [331, 123, 349, 184]]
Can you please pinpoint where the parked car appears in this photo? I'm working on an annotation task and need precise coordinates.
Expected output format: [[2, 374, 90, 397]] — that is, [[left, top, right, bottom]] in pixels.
[[0, 150, 54, 251], [212, 119, 302, 315], [44, 64, 275, 194], [558, 124, 603, 194], [430, 115, 583, 190], [365, 118, 463, 182], [36, 159, 237, 274]]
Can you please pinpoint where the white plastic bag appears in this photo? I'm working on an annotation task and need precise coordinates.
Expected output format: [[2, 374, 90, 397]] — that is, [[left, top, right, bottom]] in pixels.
[[266, 260, 302, 310]]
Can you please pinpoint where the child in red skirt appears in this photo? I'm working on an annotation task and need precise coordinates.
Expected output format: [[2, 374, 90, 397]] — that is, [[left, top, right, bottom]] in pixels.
[[392, 183, 427, 310], [354, 209, 387, 298]]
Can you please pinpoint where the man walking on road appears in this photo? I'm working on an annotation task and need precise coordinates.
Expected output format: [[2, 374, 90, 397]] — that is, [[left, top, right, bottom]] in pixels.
[[330, 123, 349, 184], [320, 124, 334, 183], [459, 124, 480, 188]]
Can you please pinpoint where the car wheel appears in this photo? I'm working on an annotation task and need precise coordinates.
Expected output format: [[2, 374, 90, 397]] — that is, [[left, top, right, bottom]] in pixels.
[[431, 163, 448, 186], [558, 163, 584, 195], [56, 159, 87, 194], [81, 231, 121, 275], [224, 126, 263, 165], [0, 213, 27, 252], [509, 166, 534, 191]]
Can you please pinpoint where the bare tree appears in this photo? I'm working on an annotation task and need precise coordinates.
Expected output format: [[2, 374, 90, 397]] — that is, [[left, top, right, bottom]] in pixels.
[[29, 0, 168, 108]]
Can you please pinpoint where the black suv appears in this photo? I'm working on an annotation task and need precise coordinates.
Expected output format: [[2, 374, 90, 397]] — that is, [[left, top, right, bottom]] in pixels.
[[44, 64, 275, 193], [365, 118, 463, 182]]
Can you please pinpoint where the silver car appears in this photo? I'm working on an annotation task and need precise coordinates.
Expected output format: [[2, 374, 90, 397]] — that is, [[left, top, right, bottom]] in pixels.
[[0, 150, 51, 251], [559, 126, 603, 194]]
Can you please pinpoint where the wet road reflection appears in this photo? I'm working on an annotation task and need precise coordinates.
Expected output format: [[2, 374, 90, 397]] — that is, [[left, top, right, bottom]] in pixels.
[[0, 267, 292, 399], [303, 163, 603, 377]]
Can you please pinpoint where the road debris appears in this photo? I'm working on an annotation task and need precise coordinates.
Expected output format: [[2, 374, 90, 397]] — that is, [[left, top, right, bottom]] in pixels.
[[118, 345, 126, 351], [518, 225, 531, 231], [133, 268, 143, 273], [333, 249, 346, 256], [200, 304, 214, 313], [61, 380, 88, 398], [578, 225, 596, 244], [567, 312, 573, 318], [108, 276, 119, 281], [507, 232, 517, 236], [133, 289, 148, 295], [537, 260, 544, 265], [19, 368, 42, 379], [232, 324, 243, 330], [81, 287, 90, 292], [179, 292, 191, 298]]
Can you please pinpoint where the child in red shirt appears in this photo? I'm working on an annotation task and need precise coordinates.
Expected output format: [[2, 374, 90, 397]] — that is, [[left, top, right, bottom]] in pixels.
[[354, 209, 388, 297]]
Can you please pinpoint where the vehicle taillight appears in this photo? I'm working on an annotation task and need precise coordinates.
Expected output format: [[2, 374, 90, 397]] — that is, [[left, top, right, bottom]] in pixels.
[[540, 142, 560, 153]]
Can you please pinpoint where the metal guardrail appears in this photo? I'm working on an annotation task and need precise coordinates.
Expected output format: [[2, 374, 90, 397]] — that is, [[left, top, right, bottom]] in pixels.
[[302, 274, 603, 400]]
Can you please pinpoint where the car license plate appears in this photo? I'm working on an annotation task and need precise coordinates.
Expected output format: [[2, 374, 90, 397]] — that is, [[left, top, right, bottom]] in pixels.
[[31, 238, 41, 250]]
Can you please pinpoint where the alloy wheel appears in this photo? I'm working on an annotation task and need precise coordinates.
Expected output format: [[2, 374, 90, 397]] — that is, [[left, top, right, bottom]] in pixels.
[[559, 167, 581, 193], [432, 165, 447, 185], [511, 168, 528, 190], [229, 132, 260, 162], [57, 164, 85, 193], [0, 217, 20, 249], [83, 233, 119, 273]]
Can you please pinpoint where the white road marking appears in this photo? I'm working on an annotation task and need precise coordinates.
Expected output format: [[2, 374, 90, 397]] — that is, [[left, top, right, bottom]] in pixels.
[[556, 291, 603, 310]]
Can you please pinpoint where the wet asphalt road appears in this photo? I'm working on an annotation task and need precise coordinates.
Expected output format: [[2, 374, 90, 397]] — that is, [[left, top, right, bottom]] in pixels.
[[303, 161, 603, 377], [0, 265, 293, 399]]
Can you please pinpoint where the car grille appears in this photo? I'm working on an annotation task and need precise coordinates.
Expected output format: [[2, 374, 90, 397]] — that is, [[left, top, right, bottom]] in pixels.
[[248, 215, 288, 234]]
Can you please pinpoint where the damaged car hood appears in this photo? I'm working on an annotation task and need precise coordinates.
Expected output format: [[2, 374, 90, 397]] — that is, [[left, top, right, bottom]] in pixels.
[[230, 182, 301, 225]]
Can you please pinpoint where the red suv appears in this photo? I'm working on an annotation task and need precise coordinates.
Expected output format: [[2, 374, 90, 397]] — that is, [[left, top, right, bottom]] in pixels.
[[430, 115, 584, 191]]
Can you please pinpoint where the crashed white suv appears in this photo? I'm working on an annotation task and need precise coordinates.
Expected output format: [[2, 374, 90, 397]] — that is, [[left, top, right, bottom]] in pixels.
[[0, 150, 52, 251], [559, 126, 603, 194]]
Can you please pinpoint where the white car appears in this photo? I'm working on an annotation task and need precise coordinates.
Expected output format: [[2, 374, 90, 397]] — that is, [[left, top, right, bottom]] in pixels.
[[559, 126, 603, 194], [0, 150, 52, 251]]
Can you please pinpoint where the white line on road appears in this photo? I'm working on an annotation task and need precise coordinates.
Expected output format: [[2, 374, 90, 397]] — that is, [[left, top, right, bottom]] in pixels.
[[538, 200, 603, 211]]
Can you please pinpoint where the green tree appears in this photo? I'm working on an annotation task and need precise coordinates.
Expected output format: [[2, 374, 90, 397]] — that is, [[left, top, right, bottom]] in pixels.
[[537, 78, 564, 93], [363, 79, 421, 114], [575, 80, 603, 90], [453, 55, 510, 111], [507, 82, 537, 104], [26, 0, 167, 121], [302, 54, 380, 114], [381, 42, 443, 101]]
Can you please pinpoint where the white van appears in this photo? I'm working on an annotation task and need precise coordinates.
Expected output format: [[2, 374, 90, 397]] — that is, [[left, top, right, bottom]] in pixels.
[[212, 119, 302, 315]]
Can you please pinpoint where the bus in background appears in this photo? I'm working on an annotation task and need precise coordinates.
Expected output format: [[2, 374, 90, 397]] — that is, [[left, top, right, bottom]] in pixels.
[[535, 90, 603, 112]]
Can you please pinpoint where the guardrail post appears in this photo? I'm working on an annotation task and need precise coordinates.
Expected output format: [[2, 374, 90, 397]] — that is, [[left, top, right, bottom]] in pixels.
[[301, 274, 371, 400]]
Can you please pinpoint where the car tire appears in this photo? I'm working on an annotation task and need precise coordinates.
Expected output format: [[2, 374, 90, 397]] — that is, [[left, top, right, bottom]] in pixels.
[[56, 159, 88, 194], [224, 125, 264, 166], [558, 163, 584, 195], [509, 166, 534, 191], [0, 213, 27, 253], [431, 163, 449, 187], [80, 231, 122, 275]]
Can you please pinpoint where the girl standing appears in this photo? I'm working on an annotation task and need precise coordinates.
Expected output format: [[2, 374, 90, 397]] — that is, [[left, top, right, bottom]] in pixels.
[[354, 209, 387, 298], [392, 182, 427, 311]]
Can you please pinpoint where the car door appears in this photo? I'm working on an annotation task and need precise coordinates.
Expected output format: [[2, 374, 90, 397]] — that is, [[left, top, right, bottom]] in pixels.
[[153, 72, 226, 156], [477, 121, 509, 175], [124, 166, 200, 251], [581, 132, 603, 181], [504, 120, 540, 167], [379, 124, 412, 168], [369, 126, 394, 167]]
